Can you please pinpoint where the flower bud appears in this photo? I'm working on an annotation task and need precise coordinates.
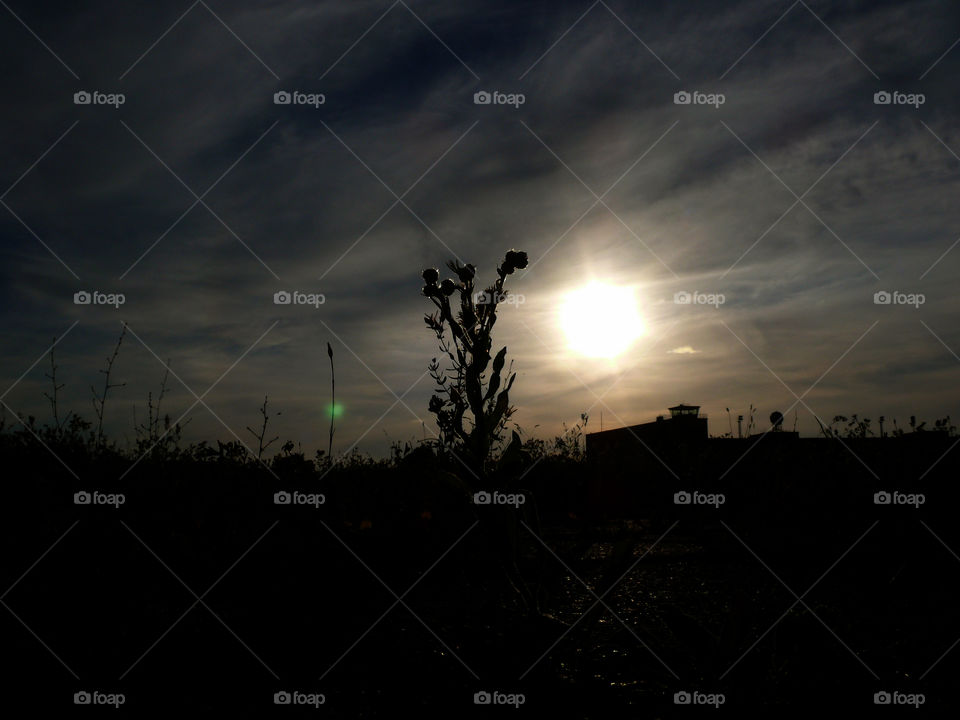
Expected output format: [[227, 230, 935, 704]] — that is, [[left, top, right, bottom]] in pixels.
[[422, 268, 440, 284], [456, 263, 476, 282], [440, 278, 457, 296], [504, 249, 528, 271]]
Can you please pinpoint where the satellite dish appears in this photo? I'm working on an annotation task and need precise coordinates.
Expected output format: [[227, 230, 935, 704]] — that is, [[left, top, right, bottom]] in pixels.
[[770, 411, 784, 429]]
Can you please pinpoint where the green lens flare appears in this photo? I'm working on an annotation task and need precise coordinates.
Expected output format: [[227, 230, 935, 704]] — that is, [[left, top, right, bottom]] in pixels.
[[326, 402, 344, 418]]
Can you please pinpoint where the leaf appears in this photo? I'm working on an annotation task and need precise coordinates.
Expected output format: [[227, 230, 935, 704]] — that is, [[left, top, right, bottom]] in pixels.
[[492, 346, 507, 375], [485, 371, 501, 403], [489, 373, 516, 429], [484, 348, 507, 402]]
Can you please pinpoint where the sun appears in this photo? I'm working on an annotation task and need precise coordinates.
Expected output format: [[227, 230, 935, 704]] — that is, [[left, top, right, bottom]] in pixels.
[[560, 283, 645, 358]]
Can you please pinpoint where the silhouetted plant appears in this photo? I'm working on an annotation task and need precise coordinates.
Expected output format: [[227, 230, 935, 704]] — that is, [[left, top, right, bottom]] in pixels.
[[91, 323, 127, 451], [327, 341, 335, 461], [552, 413, 589, 460], [821, 414, 874, 439], [42, 337, 68, 436], [846, 414, 873, 438], [421, 249, 527, 478], [134, 361, 190, 459], [247, 395, 280, 461], [818, 415, 844, 438], [217, 439, 251, 463], [934, 416, 956, 436]]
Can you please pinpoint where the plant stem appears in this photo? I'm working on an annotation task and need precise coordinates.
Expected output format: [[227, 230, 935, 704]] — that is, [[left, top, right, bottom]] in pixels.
[[327, 341, 335, 460]]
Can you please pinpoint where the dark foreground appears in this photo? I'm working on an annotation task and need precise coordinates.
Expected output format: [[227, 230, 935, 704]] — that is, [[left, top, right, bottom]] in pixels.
[[1, 435, 958, 716]]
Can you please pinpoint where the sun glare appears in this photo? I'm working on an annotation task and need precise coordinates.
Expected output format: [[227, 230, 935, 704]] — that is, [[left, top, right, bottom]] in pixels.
[[560, 283, 645, 359]]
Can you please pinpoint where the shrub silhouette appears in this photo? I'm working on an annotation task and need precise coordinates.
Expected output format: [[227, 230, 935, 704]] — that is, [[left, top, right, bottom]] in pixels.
[[421, 249, 527, 479]]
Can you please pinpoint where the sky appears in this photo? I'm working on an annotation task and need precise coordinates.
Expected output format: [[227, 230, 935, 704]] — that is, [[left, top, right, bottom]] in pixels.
[[1, 0, 959, 457]]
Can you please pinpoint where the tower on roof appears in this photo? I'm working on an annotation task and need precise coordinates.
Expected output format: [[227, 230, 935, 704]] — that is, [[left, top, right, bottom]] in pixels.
[[668, 403, 700, 418]]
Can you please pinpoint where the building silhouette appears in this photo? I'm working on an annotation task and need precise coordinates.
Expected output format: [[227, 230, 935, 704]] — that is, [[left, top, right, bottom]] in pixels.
[[586, 403, 708, 458]]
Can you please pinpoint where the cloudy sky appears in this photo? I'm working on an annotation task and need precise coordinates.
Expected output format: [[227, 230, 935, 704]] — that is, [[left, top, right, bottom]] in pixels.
[[2, 0, 959, 456]]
